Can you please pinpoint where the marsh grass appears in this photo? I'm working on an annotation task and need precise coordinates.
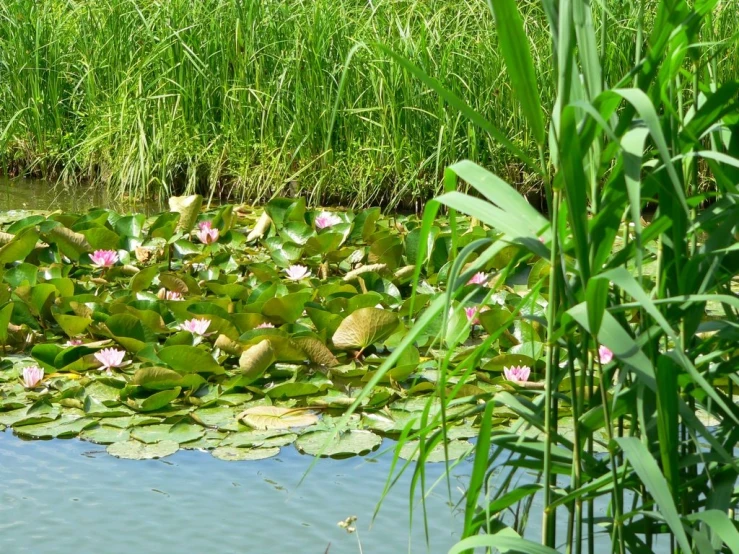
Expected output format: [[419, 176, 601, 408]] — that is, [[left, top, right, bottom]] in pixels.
[[1, 0, 737, 207]]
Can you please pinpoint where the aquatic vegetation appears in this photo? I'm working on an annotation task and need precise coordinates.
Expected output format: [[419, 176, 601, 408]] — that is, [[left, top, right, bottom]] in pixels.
[[0, 194, 540, 461], [360, 0, 739, 550]]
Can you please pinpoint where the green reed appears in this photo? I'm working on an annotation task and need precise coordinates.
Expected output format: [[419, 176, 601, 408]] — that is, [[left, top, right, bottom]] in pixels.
[[344, 0, 739, 552], [1, 0, 737, 208]]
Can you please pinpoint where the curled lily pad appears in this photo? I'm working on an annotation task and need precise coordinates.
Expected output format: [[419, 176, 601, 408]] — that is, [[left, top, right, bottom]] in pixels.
[[211, 446, 280, 461], [295, 430, 382, 458], [238, 406, 318, 430], [238, 340, 274, 383], [169, 195, 203, 232], [107, 439, 180, 460], [292, 336, 339, 367], [332, 307, 399, 350]]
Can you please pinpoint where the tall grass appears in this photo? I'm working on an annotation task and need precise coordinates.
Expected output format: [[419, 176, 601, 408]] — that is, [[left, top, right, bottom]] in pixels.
[[1, 0, 737, 207], [343, 0, 739, 552]]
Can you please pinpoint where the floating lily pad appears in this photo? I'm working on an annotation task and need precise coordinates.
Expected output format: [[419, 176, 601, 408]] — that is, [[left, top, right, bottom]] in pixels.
[[238, 406, 319, 430], [80, 425, 131, 444], [130, 423, 204, 444], [398, 439, 473, 462], [107, 439, 180, 460], [295, 430, 382, 458], [211, 446, 281, 461]]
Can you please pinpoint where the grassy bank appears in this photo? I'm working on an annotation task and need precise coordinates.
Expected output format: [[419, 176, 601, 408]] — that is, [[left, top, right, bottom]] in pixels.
[[0, 0, 737, 207]]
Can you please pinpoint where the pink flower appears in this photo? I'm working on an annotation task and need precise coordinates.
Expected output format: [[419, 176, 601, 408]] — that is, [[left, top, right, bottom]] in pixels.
[[22, 365, 44, 389], [285, 264, 311, 281], [315, 212, 342, 229], [90, 250, 118, 268], [504, 365, 531, 383], [599, 345, 614, 364], [178, 318, 211, 336], [464, 306, 479, 324], [65, 339, 83, 346], [157, 288, 183, 301], [196, 221, 220, 245], [256, 322, 275, 329], [94, 348, 128, 371], [467, 272, 488, 285]]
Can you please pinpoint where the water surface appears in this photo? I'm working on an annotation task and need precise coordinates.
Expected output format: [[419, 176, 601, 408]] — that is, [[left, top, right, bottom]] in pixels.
[[0, 432, 467, 553]]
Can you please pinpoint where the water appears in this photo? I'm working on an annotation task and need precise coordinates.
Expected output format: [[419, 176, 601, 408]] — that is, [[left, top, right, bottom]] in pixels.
[[0, 178, 468, 553], [0, 177, 161, 220], [0, 432, 468, 553]]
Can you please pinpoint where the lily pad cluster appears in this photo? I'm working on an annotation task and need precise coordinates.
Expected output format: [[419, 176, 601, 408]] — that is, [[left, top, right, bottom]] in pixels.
[[0, 195, 542, 461]]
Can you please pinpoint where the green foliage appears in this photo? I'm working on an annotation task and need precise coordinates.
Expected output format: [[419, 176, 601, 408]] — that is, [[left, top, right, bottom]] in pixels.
[[351, 0, 739, 552]]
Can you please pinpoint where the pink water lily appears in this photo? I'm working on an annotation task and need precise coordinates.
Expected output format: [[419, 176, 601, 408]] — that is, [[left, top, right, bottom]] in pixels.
[[467, 272, 488, 285], [90, 249, 118, 268], [157, 288, 183, 301], [599, 345, 614, 364], [94, 348, 128, 371], [285, 264, 311, 281], [65, 338, 83, 346], [464, 306, 479, 324], [315, 212, 342, 229], [178, 318, 211, 336], [504, 365, 531, 383], [22, 365, 44, 389], [256, 322, 275, 329], [196, 221, 220, 245]]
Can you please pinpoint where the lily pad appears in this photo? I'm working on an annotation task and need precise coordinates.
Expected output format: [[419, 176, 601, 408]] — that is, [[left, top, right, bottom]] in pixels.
[[398, 439, 473, 462], [107, 439, 180, 460], [332, 307, 399, 350], [238, 406, 319, 430], [211, 446, 280, 461], [295, 430, 382, 458]]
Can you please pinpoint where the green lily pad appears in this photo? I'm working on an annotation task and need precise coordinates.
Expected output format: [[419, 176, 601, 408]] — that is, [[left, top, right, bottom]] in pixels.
[[295, 430, 382, 458], [211, 446, 280, 461], [238, 406, 319, 430], [130, 423, 204, 444], [398, 439, 474, 462], [80, 425, 131, 444], [14, 416, 96, 439], [107, 439, 180, 460]]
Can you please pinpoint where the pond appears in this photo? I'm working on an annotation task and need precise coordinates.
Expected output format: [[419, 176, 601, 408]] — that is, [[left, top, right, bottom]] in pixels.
[[0, 432, 467, 553], [0, 178, 473, 553]]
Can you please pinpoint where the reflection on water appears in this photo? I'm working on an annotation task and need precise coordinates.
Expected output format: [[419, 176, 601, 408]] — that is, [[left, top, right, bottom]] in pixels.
[[0, 432, 467, 553], [0, 177, 161, 218]]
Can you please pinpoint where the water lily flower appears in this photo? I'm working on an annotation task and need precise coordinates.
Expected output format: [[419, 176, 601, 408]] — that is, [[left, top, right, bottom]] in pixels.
[[65, 338, 83, 346], [256, 322, 275, 329], [598, 345, 614, 364], [196, 220, 220, 245], [94, 348, 128, 371], [464, 306, 479, 324], [90, 249, 118, 268], [178, 318, 211, 336], [285, 264, 311, 281], [157, 288, 183, 301], [22, 365, 44, 389], [467, 272, 488, 285], [315, 212, 342, 229], [504, 365, 531, 383]]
